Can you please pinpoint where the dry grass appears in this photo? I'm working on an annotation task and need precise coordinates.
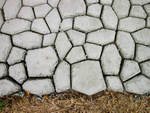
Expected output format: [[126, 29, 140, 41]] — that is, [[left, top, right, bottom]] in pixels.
[[0, 90, 150, 113]]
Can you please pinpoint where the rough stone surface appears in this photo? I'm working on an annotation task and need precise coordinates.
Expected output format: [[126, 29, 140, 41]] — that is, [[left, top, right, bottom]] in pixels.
[[0, 0, 6, 9], [23, 0, 47, 7], [60, 18, 72, 31], [0, 63, 7, 78], [147, 16, 150, 28], [116, 31, 135, 59], [72, 60, 106, 95], [12, 31, 42, 49], [140, 61, 150, 78], [144, 4, 150, 15], [48, 0, 60, 7], [0, 79, 20, 97], [118, 17, 145, 32], [87, 29, 115, 45], [101, 44, 122, 75], [100, 0, 113, 5], [106, 76, 123, 92], [130, 0, 150, 5], [7, 47, 26, 65], [0, 10, 4, 29], [86, 0, 99, 5], [124, 75, 150, 95], [0, 34, 12, 62], [43, 33, 56, 47], [9, 63, 27, 84], [120, 60, 140, 81], [54, 61, 70, 93], [23, 79, 54, 96], [26, 46, 58, 77], [1, 19, 31, 35]]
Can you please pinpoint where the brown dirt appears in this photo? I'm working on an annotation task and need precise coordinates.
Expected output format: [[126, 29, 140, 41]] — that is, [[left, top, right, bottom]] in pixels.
[[0, 90, 150, 113]]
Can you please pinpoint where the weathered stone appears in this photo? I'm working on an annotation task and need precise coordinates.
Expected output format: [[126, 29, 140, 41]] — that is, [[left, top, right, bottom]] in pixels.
[[140, 61, 150, 78], [43, 33, 56, 47], [48, 0, 60, 7], [130, 0, 150, 5], [144, 4, 150, 15], [0, 63, 7, 78], [147, 16, 150, 28], [72, 60, 106, 95], [23, 0, 47, 7], [0, 0, 6, 9], [100, 0, 113, 5], [86, 0, 99, 5], [60, 18, 72, 31], [0, 10, 4, 28]]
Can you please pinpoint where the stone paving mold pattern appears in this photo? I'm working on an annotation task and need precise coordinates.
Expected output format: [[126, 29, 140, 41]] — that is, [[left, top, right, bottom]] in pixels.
[[0, 0, 150, 97]]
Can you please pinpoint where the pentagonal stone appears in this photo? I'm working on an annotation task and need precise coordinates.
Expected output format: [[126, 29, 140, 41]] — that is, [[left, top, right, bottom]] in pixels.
[[106, 76, 123, 92], [55, 32, 72, 60], [54, 61, 70, 93], [0, 0, 6, 9], [84, 43, 102, 60], [118, 17, 145, 32], [0, 10, 4, 29], [18, 7, 35, 21], [23, 79, 54, 96], [60, 18, 72, 31], [0, 79, 20, 97], [58, 0, 86, 18], [135, 44, 150, 62], [132, 28, 150, 46], [23, 0, 47, 7], [31, 18, 50, 34], [130, 0, 150, 5], [124, 75, 150, 95], [66, 46, 86, 64], [140, 61, 150, 78], [3, 0, 21, 20], [26, 46, 58, 77], [74, 16, 102, 32], [101, 6, 118, 30], [43, 33, 56, 47], [87, 4, 102, 18], [147, 16, 150, 28], [1, 19, 31, 35], [120, 60, 140, 81], [7, 47, 26, 65], [144, 4, 150, 15], [45, 8, 61, 32], [48, 0, 60, 7], [34, 4, 52, 18], [72, 60, 106, 95], [0, 63, 7, 78], [116, 31, 135, 59], [87, 29, 115, 45], [67, 30, 85, 46], [100, 0, 113, 5], [9, 63, 27, 84], [130, 6, 147, 19], [12, 31, 42, 49], [0, 34, 12, 62], [112, 0, 130, 18], [101, 44, 122, 75]]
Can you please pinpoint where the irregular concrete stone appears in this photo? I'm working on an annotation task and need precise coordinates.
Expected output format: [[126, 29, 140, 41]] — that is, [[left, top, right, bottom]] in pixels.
[[87, 4, 102, 18], [147, 16, 150, 28], [124, 75, 150, 95], [12, 31, 42, 49], [0, 63, 7, 78], [87, 29, 115, 46], [101, 6, 118, 30], [0, 34, 12, 62], [26, 46, 58, 77], [0, 0, 6, 9], [34, 4, 52, 18], [67, 30, 85, 46], [144, 4, 150, 15], [106, 76, 123, 92], [130, 0, 150, 5], [0, 10, 4, 28], [100, 0, 113, 5], [23, 79, 54, 96], [31, 18, 50, 34], [7, 47, 26, 65], [140, 61, 150, 78], [101, 44, 122, 75], [0, 79, 20, 97], [132, 28, 150, 46], [120, 60, 140, 81], [84, 43, 102, 60], [112, 0, 130, 18], [1, 19, 31, 35], [18, 7, 35, 21], [23, 0, 47, 7], [72, 60, 106, 95], [130, 6, 147, 19], [116, 31, 135, 59], [66, 46, 86, 64], [55, 32, 72, 60], [45, 8, 61, 32], [135, 44, 150, 62], [74, 16, 102, 32], [58, 0, 86, 18], [48, 0, 60, 7], [43, 33, 56, 47], [3, 0, 21, 20], [9, 63, 27, 84], [60, 18, 72, 31], [54, 61, 70, 93], [85, 0, 99, 5], [118, 17, 145, 32]]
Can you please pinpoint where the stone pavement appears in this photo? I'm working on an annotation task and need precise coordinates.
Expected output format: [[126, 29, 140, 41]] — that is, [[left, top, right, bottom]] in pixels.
[[0, 0, 150, 97]]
